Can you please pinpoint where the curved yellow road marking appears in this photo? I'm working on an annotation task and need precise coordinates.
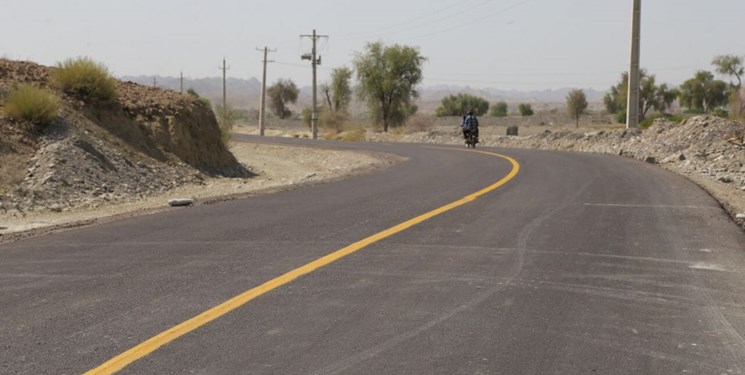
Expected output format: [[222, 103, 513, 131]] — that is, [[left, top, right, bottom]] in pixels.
[[85, 149, 520, 375]]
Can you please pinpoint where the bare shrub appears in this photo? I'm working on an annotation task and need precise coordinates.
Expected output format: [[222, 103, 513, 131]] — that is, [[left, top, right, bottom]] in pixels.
[[334, 126, 366, 142], [5, 84, 59, 127], [405, 113, 435, 133]]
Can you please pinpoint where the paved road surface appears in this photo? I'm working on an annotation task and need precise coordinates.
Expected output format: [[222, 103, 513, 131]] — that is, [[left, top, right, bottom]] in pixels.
[[1, 138, 744, 374]]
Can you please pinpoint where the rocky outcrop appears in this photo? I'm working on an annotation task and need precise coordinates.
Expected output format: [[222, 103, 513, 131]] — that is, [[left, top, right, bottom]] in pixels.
[[0, 59, 249, 215]]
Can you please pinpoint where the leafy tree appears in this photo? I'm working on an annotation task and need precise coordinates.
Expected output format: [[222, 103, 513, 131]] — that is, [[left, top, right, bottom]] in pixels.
[[267, 79, 299, 119], [678, 71, 728, 113], [435, 93, 489, 117], [353, 42, 426, 132], [490, 101, 508, 117], [712, 54, 744, 118], [604, 69, 678, 121], [566, 89, 588, 128], [712, 55, 743, 88], [518, 103, 534, 116], [656, 83, 679, 114], [325, 67, 353, 113]]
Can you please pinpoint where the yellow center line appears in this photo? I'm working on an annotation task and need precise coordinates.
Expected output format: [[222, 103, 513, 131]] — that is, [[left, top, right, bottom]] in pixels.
[[85, 149, 520, 375]]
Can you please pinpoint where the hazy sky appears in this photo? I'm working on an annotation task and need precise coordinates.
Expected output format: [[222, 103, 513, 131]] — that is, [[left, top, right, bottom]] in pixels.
[[1, 0, 743, 90]]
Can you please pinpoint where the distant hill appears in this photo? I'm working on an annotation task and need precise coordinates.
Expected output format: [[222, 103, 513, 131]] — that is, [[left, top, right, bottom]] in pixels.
[[121, 75, 606, 113]]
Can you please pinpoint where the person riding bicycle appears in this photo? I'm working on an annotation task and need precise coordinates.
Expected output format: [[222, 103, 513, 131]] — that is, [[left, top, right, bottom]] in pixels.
[[461, 111, 479, 144]]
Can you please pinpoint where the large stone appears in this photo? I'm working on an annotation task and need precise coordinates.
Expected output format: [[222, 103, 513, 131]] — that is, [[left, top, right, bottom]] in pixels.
[[506, 126, 518, 136], [168, 198, 194, 207]]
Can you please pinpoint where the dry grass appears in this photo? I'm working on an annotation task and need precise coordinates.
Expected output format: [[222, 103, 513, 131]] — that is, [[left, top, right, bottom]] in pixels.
[[4, 85, 59, 127], [52, 57, 117, 103]]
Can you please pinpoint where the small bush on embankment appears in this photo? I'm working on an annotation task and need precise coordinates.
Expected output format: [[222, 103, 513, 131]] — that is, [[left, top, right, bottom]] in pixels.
[[52, 57, 117, 103], [4, 84, 59, 127]]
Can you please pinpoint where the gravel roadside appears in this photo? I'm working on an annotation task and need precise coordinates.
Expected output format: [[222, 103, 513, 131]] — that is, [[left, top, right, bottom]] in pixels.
[[0, 141, 398, 243]]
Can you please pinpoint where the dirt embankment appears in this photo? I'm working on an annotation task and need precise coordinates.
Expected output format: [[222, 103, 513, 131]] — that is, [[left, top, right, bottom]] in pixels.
[[0, 59, 248, 217]]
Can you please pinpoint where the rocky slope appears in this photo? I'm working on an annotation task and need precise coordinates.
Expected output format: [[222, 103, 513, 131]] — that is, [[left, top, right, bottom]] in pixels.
[[0, 59, 248, 216]]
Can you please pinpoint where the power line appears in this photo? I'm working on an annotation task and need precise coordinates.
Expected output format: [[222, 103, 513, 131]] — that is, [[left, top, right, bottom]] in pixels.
[[404, 0, 534, 40], [337, 0, 497, 41]]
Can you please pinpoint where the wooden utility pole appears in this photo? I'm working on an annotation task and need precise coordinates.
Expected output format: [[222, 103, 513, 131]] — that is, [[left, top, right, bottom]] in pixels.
[[301, 29, 328, 140], [219, 58, 230, 124], [180, 71, 184, 94], [256, 47, 276, 136], [626, 0, 641, 128]]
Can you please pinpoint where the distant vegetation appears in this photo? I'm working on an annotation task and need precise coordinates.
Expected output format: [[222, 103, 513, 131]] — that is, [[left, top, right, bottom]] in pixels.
[[566, 89, 588, 127], [490, 101, 508, 117], [52, 57, 117, 103], [268, 79, 298, 119], [518, 103, 534, 116], [5, 85, 60, 127], [435, 93, 488, 117], [214, 104, 245, 143]]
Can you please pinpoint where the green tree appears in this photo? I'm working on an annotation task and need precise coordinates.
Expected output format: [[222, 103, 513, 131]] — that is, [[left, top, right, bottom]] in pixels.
[[435, 93, 489, 117], [267, 79, 299, 119], [678, 71, 729, 113], [712, 55, 743, 88], [604, 69, 678, 121], [656, 83, 679, 114], [712, 54, 744, 118], [490, 101, 508, 117], [325, 67, 353, 113], [566, 89, 588, 128], [353, 42, 426, 132], [518, 103, 534, 116]]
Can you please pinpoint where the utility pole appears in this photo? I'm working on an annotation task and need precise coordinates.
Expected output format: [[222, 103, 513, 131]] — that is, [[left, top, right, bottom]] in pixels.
[[219, 58, 230, 125], [152, 76, 157, 88], [180, 71, 184, 94], [256, 46, 276, 136], [301, 29, 328, 140], [626, 0, 641, 128]]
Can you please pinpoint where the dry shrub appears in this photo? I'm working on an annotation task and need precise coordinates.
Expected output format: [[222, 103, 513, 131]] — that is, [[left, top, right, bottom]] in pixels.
[[735, 87, 745, 121], [320, 110, 347, 133], [5, 84, 59, 127], [52, 57, 117, 103], [405, 114, 435, 133], [334, 125, 366, 142]]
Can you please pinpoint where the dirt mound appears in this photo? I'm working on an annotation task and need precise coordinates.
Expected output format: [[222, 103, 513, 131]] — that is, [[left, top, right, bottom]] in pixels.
[[0, 58, 249, 216]]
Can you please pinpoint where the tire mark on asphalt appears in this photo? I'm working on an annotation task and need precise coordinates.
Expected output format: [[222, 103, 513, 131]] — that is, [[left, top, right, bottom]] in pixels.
[[310, 178, 596, 375]]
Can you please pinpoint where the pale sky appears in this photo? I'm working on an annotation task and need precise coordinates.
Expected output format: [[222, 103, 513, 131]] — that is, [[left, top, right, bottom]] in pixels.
[[1, 0, 743, 90]]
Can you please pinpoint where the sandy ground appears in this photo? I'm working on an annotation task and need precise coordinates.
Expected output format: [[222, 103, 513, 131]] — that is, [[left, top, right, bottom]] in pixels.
[[0, 140, 397, 242]]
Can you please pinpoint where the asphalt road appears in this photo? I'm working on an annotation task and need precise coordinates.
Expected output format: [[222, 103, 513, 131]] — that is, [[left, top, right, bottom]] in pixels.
[[1, 137, 745, 374]]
